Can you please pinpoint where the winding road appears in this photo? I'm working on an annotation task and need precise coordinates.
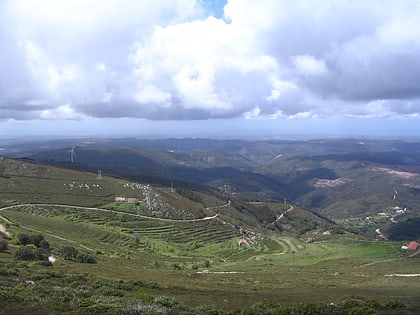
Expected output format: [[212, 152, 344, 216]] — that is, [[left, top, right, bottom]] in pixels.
[[275, 204, 294, 222], [0, 203, 219, 223], [205, 199, 231, 210]]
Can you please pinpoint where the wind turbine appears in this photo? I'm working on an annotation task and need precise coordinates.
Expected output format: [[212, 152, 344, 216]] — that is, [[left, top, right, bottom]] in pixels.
[[68, 146, 76, 163]]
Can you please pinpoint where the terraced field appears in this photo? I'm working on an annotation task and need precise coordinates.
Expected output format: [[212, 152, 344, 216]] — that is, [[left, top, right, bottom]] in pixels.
[[0, 203, 238, 253], [2, 203, 420, 313]]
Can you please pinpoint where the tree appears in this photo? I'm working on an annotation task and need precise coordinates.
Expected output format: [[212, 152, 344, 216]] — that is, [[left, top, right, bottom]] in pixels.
[[15, 246, 36, 260], [0, 239, 8, 251], [39, 240, 50, 250], [29, 234, 44, 247], [33, 248, 49, 261], [17, 234, 31, 246], [60, 246, 78, 261], [75, 252, 96, 264]]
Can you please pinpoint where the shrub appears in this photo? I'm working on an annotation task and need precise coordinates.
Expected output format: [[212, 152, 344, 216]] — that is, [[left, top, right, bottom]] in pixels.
[[33, 248, 49, 261], [385, 299, 405, 309], [29, 234, 44, 247], [17, 233, 31, 246], [17, 233, 49, 249], [342, 299, 361, 309], [15, 246, 36, 260], [293, 302, 327, 315], [61, 246, 79, 261], [75, 252, 97, 264], [241, 300, 286, 315], [172, 263, 182, 270], [203, 260, 211, 268], [0, 239, 8, 251], [347, 306, 377, 315], [39, 239, 50, 250]]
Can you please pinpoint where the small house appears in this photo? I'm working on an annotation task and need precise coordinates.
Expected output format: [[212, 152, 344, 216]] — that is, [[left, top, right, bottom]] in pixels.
[[407, 241, 419, 251]]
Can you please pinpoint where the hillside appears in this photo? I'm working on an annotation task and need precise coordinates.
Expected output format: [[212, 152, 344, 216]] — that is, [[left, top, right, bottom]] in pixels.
[[1, 157, 420, 313], [20, 138, 420, 230], [0, 157, 333, 235]]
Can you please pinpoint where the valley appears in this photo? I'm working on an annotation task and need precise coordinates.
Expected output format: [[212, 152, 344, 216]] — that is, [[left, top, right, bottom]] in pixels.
[[0, 138, 420, 314]]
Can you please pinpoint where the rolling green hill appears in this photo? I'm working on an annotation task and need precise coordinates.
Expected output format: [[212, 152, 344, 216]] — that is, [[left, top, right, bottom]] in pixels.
[[1, 205, 419, 314], [1, 157, 420, 314], [22, 138, 420, 222], [0, 157, 333, 235]]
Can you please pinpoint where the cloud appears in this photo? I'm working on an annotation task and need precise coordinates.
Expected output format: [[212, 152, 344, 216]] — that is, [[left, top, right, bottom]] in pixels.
[[1, 0, 420, 121], [40, 104, 84, 120], [292, 55, 327, 76]]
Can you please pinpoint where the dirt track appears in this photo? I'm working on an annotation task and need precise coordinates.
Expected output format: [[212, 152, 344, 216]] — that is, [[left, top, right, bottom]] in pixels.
[[0, 203, 219, 222]]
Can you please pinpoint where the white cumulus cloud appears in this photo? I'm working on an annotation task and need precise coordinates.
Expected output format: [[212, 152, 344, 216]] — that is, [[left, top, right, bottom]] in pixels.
[[1, 0, 420, 122]]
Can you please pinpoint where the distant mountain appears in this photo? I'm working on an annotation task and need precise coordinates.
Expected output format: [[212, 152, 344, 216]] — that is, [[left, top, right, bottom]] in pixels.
[[18, 137, 420, 232]]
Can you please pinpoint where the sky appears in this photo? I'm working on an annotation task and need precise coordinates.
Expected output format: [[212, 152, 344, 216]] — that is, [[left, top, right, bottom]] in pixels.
[[1, 0, 420, 138]]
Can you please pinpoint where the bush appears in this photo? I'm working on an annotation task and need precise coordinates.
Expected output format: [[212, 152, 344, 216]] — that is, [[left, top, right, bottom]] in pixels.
[[39, 239, 50, 250], [385, 299, 405, 309], [75, 252, 97, 264], [18, 233, 31, 246], [347, 306, 377, 315], [0, 239, 8, 251], [293, 302, 335, 315], [60, 246, 96, 263], [29, 234, 44, 247], [15, 246, 36, 260], [17, 233, 49, 249], [15, 246, 50, 262], [241, 300, 286, 315], [61, 246, 79, 261], [33, 248, 49, 261]]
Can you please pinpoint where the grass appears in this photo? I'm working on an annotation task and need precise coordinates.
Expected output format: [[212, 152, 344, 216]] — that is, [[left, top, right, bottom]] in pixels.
[[2, 205, 419, 312], [0, 216, 420, 310], [1, 158, 420, 313]]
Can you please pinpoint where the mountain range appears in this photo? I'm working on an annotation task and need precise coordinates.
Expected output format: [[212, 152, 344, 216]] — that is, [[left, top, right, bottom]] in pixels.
[[2, 137, 420, 239]]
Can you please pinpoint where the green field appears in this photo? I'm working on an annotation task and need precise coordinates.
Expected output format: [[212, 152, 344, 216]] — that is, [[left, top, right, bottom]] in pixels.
[[1, 204, 420, 314], [1, 158, 419, 314]]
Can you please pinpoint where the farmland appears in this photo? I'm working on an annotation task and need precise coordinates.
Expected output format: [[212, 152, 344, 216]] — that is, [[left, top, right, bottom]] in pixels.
[[1, 203, 420, 313]]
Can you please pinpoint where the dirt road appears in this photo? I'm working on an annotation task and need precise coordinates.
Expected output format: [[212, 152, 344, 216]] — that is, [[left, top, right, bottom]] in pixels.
[[275, 205, 294, 222], [0, 203, 218, 223]]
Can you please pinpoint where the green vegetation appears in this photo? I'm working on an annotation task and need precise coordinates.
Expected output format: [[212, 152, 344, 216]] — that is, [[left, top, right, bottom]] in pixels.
[[61, 246, 97, 263], [1, 203, 420, 313], [1, 156, 420, 314], [0, 239, 8, 251], [386, 218, 420, 240]]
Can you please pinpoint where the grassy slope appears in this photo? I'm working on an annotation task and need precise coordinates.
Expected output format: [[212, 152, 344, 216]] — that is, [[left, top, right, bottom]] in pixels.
[[1, 157, 420, 313], [1, 205, 420, 313]]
